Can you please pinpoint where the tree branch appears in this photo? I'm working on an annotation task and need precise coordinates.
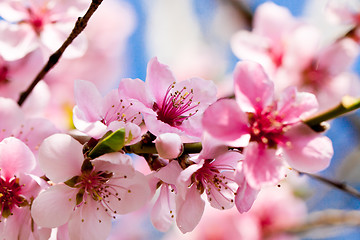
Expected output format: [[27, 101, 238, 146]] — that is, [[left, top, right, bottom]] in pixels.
[[299, 171, 360, 200], [17, 0, 104, 106]]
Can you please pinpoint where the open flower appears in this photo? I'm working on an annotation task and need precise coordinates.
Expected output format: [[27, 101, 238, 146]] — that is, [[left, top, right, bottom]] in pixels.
[[118, 57, 217, 139], [0, 0, 89, 61], [203, 61, 333, 188], [73, 80, 142, 143], [0, 137, 48, 239], [31, 133, 151, 240]]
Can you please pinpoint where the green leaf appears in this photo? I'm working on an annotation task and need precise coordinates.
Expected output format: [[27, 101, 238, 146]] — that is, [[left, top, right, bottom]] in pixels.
[[88, 129, 126, 159]]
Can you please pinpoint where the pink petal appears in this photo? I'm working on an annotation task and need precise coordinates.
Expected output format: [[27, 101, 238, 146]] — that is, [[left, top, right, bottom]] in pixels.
[[253, 2, 295, 42], [118, 78, 154, 109], [199, 131, 229, 159], [0, 97, 24, 141], [235, 164, 259, 213], [233, 61, 274, 113], [38, 134, 83, 183], [146, 57, 177, 108], [243, 142, 286, 189], [12, 118, 59, 154], [174, 77, 217, 112], [318, 38, 359, 75], [143, 113, 184, 137], [73, 107, 108, 139], [74, 80, 103, 123], [202, 99, 250, 147], [0, 137, 35, 179], [68, 200, 112, 240], [150, 184, 176, 232], [155, 160, 183, 185], [283, 124, 333, 172], [31, 184, 76, 228], [277, 87, 318, 124], [106, 171, 151, 214], [92, 154, 135, 178], [175, 185, 205, 233], [0, 23, 38, 61]]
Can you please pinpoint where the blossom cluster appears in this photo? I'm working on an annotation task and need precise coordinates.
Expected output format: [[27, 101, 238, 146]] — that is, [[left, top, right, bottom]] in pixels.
[[0, 0, 359, 239]]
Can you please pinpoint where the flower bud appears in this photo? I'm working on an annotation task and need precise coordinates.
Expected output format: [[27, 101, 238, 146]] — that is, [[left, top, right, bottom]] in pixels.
[[155, 133, 183, 159]]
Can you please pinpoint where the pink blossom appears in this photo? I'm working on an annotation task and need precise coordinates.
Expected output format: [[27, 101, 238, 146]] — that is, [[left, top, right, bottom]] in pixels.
[[0, 50, 43, 100], [0, 97, 58, 156], [231, 2, 360, 108], [31, 133, 151, 240], [150, 160, 183, 232], [73, 80, 142, 142], [0, 0, 89, 61], [155, 133, 183, 159], [203, 61, 333, 188], [163, 184, 306, 240], [118, 57, 217, 139], [0, 137, 48, 239], [174, 135, 243, 233]]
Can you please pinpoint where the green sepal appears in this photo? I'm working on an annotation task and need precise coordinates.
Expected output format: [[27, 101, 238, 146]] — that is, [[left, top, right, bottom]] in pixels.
[[76, 188, 85, 205], [88, 129, 126, 159], [64, 176, 81, 188]]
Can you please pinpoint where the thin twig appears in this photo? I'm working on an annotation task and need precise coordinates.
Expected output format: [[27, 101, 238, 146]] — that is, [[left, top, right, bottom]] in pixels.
[[299, 171, 360, 200], [17, 0, 104, 106], [283, 209, 360, 236]]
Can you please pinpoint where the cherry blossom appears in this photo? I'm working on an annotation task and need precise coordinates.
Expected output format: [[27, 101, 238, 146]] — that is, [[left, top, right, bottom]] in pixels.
[[31, 133, 151, 240], [231, 2, 360, 108], [0, 137, 49, 239], [0, 0, 89, 61], [118, 57, 217, 139], [73, 80, 142, 142], [203, 61, 333, 188], [0, 97, 58, 156]]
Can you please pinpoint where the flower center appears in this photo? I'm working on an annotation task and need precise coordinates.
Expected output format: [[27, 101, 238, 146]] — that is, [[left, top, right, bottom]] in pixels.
[[248, 108, 288, 148], [0, 65, 9, 85], [25, 7, 48, 35], [0, 176, 27, 218], [192, 160, 236, 209], [101, 99, 141, 126], [154, 82, 200, 127], [302, 61, 329, 93]]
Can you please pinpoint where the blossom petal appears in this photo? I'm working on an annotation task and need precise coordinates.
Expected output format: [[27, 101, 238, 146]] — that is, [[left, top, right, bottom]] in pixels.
[[243, 142, 286, 189], [146, 57, 177, 108], [31, 184, 75, 228], [233, 61, 274, 113], [283, 124, 333, 172], [176, 185, 205, 233], [38, 134, 83, 183], [118, 78, 154, 109], [277, 87, 318, 124], [74, 80, 103, 123], [0, 97, 24, 141], [202, 99, 250, 147], [0, 137, 35, 178], [235, 164, 259, 213], [150, 184, 176, 232], [155, 160, 183, 185], [106, 171, 150, 214], [68, 200, 112, 240]]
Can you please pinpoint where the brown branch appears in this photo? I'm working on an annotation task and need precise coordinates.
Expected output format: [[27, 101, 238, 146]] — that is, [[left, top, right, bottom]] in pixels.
[[284, 209, 360, 236], [299, 171, 360, 200], [17, 0, 104, 106]]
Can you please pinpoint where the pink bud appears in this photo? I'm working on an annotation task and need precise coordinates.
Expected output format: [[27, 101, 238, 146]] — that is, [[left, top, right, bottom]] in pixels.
[[155, 133, 183, 159]]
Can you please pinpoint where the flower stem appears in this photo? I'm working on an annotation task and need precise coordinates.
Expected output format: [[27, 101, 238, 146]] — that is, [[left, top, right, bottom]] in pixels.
[[17, 0, 104, 106], [303, 96, 360, 132]]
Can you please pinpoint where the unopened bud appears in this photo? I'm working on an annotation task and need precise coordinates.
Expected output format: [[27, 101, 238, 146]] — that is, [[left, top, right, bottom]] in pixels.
[[155, 133, 183, 159]]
